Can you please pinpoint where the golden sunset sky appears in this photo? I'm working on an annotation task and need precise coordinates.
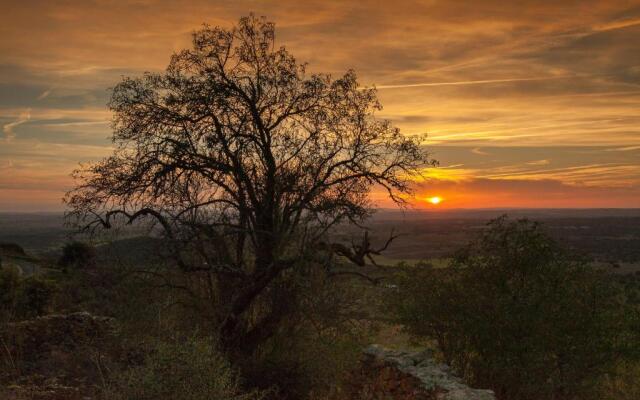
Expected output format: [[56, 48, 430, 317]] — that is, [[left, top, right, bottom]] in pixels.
[[1, 0, 639, 211]]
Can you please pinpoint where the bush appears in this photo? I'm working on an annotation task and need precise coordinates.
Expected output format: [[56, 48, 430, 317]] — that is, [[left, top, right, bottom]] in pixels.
[[0, 267, 57, 321], [0, 243, 26, 257], [58, 241, 97, 271], [16, 275, 57, 318], [102, 337, 266, 400], [0, 266, 21, 321], [235, 267, 369, 399], [392, 217, 637, 400], [600, 361, 640, 400]]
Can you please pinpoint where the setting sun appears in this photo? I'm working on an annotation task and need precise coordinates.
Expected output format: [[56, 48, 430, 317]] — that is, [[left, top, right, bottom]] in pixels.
[[427, 196, 443, 205], [1, 5, 639, 399]]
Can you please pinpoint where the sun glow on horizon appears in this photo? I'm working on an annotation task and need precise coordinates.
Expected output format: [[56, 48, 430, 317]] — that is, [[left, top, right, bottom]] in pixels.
[[426, 196, 443, 205]]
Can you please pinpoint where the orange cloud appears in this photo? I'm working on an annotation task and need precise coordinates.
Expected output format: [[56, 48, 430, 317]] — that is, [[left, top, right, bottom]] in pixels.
[[1, 1, 639, 210], [376, 177, 640, 209]]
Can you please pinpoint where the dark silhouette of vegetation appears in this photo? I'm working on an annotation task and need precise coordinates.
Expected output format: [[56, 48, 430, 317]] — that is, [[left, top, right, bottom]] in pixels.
[[0, 266, 20, 321], [0, 266, 57, 321], [392, 217, 639, 400], [0, 243, 26, 257], [64, 14, 433, 354], [58, 241, 97, 271], [3, 12, 628, 400], [16, 276, 57, 318]]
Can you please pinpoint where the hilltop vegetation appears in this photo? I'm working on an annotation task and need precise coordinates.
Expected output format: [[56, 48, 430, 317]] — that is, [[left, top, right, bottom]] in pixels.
[[1, 13, 639, 400], [391, 218, 640, 400], [2, 215, 640, 399]]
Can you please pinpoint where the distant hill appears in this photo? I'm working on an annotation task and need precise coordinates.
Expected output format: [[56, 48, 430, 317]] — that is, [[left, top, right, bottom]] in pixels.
[[0, 213, 69, 253], [2, 210, 639, 266], [0, 242, 42, 275], [0, 242, 27, 257]]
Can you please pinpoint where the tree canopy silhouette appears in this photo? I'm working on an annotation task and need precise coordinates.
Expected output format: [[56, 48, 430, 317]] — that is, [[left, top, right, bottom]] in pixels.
[[65, 15, 434, 349]]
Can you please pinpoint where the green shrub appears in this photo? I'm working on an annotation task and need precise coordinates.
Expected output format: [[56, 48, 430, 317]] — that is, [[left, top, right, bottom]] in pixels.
[[392, 217, 637, 400], [242, 323, 364, 400], [236, 265, 369, 400], [102, 337, 266, 400]]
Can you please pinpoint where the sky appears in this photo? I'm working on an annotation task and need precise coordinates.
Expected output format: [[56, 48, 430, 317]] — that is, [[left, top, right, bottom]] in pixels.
[[1, 0, 639, 211]]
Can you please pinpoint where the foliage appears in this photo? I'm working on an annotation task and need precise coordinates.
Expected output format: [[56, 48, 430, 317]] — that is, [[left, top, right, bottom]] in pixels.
[[49, 235, 369, 398], [102, 336, 266, 400], [599, 361, 640, 400], [0, 266, 57, 321], [0, 266, 21, 321], [58, 241, 97, 270], [0, 242, 26, 257], [392, 216, 638, 400], [237, 265, 370, 399], [16, 275, 57, 318], [64, 14, 433, 351]]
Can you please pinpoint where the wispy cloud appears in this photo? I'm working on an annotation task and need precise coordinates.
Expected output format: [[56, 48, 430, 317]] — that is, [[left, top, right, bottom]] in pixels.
[[605, 145, 640, 152], [527, 159, 550, 166], [594, 17, 640, 32], [1, 1, 639, 209], [2, 109, 31, 141], [37, 89, 52, 100], [471, 147, 489, 156], [374, 75, 579, 90]]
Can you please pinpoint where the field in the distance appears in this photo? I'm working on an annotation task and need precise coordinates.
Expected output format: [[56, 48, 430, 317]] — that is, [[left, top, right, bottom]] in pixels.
[[338, 208, 640, 269], [1, 209, 639, 269]]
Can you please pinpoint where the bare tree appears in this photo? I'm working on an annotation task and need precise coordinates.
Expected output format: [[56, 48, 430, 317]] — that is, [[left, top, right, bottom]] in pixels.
[[65, 15, 434, 349]]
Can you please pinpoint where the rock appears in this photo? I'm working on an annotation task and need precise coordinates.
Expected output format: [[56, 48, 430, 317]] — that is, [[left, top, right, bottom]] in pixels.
[[358, 345, 496, 400]]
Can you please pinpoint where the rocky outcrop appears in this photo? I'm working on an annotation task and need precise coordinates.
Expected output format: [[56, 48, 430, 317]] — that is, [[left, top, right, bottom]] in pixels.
[[354, 345, 495, 400]]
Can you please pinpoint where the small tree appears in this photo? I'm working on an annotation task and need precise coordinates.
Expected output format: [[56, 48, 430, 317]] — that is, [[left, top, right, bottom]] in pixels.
[[65, 15, 433, 351], [393, 217, 635, 400]]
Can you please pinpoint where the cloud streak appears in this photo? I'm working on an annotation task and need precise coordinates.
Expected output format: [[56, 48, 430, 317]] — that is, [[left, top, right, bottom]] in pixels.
[[375, 75, 582, 90], [2, 109, 30, 141], [37, 89, 52, 100]]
